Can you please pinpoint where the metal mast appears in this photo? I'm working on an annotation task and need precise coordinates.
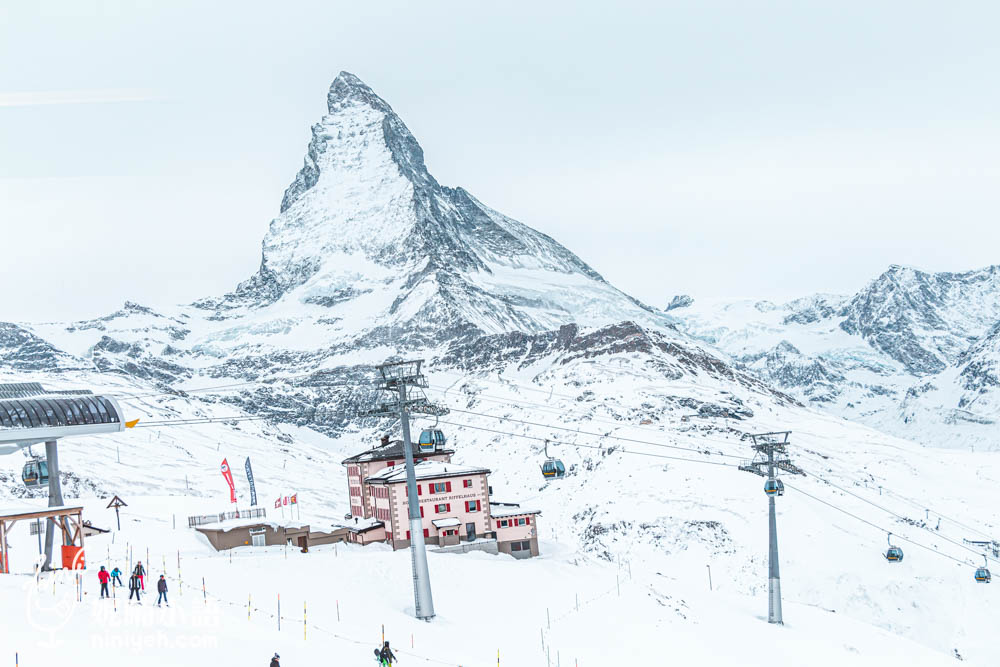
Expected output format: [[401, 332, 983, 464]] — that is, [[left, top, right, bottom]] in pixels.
[[738, 431, 803, 624], [364, 359, 448, 621]]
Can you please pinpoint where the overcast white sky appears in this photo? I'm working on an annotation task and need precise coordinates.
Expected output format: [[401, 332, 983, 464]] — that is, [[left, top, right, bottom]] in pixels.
[[2, 1, 999, 322]]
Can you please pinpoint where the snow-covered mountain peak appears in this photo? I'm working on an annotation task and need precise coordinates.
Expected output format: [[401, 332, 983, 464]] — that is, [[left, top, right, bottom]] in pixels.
[[222, 73, 669, 344]]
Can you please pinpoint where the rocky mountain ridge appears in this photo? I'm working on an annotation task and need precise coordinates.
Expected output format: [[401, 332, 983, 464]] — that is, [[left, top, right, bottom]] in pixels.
[[672, 263, 1000, 449]]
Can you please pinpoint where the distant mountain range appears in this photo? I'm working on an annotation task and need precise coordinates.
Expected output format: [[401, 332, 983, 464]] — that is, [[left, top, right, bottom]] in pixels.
[[670, 264, 1000, 450]]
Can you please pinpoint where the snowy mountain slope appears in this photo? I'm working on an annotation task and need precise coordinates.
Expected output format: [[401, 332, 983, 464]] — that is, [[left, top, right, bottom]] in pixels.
[[671, 264, 1000, 450]]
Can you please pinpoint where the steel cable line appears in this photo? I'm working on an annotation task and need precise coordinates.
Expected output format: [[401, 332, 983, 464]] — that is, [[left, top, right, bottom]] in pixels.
[[436, 403, 746, 460], [795, 465, 1000, 566], [439, 416, 982, 571], [430, 373, 998, 544], [782, 481, 977, 568], [123, 369, 995, 550], [437, 418, 738, 469]]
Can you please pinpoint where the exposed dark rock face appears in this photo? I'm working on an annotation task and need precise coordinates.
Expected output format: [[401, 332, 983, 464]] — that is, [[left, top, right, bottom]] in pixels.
[[0, 323, 78, 372], [840, 265, 1000, 375], [665, 295, 694, 311]]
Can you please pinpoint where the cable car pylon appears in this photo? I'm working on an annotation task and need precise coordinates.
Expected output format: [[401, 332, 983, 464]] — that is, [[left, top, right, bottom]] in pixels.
[[738, 431, 804, 625]]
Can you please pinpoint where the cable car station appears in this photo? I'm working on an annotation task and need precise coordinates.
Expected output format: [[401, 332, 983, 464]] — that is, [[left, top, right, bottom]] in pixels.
[[0, 382, 136, 571]]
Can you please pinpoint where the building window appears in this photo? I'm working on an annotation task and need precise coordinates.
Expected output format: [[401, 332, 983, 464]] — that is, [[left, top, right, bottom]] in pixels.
[[466, 500, 481, 513], [517, 517, 527, 526], [510, 540, 531, 552], [463, 479, 473, 488], [435, 503, 450, 514], [499, 519, 509, 528], [431, 482, 452, 494]]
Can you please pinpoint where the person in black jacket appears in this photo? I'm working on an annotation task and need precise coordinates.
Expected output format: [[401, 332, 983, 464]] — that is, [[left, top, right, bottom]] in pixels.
[[128, 573, 141, 602], [380, 641, 397, 665], [134, 561, 146, 590], [156, 575, 168, 606], [269, 653, 280, 667]]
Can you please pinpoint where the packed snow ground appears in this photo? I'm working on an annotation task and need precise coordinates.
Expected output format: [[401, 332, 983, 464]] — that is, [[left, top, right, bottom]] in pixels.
[[1, 496, 962, 667]]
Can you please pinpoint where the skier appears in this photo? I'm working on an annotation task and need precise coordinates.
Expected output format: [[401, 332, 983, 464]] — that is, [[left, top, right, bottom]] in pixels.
[[134, 561, 146, 590], [128, 571, 142, 603], [374, 648, 382, 664], [270, 653, 280, 667], [98, 566, 110, 599], [380, 640, 397, 665], [156, 575, 168, 606], [110, 566, 123, 587]]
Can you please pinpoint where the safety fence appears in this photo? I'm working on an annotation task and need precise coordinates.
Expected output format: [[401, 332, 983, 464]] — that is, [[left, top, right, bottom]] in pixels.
[[187, 507, 266, 528]]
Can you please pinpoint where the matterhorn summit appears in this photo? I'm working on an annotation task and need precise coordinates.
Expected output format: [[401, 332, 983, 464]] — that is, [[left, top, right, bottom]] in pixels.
[[219, 71, 668, 347]]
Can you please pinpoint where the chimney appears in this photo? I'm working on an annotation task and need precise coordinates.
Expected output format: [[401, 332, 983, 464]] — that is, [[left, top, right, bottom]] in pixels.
[[380, 434, 389, 447]]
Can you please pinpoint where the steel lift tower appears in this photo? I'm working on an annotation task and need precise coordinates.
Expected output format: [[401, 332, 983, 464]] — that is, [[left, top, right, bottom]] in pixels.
[[739, 431, 804, 624], [364, 360, 448, 621]]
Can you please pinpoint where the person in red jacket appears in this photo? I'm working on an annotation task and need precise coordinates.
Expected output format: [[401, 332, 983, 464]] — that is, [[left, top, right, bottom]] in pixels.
[[98, 566, 111, 599]]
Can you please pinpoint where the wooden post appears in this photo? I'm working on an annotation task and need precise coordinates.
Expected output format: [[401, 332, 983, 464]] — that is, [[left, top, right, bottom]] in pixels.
[[202, 577, 206, 605], [336, 599, 340, 622], [248, 594, 252, 621], [278, 593, 281, 631], [304, 601, 307, 640]]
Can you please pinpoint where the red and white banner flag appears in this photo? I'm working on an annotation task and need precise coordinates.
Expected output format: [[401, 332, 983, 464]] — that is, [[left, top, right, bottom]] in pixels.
[[274, 498, 281, 509], [283, 496, 289, 506], [220, 458, 237, 504]]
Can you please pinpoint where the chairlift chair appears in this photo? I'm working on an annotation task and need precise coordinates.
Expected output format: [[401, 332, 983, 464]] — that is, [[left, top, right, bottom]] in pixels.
[[540, 439, 566, 479], [884, 533, 904, 562], [975, 556, 991, 583]]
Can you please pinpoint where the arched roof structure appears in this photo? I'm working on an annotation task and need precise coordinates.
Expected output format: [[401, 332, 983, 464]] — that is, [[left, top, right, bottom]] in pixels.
[[0, 384, 128, 453]]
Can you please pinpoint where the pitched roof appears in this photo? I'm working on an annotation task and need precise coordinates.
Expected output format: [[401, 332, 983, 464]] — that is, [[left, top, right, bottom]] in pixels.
[[365, 460, 490, 484], [341, 439, 454, 465]]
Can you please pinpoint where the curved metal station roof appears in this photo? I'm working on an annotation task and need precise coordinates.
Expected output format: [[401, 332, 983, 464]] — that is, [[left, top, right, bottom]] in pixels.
[[0, 383, 127, 451]]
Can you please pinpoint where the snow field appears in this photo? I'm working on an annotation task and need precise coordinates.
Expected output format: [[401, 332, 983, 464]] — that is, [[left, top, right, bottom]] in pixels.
[[0, 496, 960, 667]]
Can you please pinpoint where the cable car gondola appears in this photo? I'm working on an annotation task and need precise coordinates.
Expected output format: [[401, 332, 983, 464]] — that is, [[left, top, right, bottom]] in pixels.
[[884, 532, 904, 562], [975, 556, 991, 583], [541, 439, 566, 480], [22, 455, 49, 489], [418, 429, 446, 453], [764, 478, 784, 496]]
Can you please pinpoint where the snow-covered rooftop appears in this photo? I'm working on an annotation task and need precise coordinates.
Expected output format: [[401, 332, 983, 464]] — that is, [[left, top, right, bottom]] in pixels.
[[341, 439, 454, 465], [365, 460, 489, 483], [194, 517, 309, 533], [431, 518, 461, 528], [333, 517, 384, 533], [490, 505, 541, 518]]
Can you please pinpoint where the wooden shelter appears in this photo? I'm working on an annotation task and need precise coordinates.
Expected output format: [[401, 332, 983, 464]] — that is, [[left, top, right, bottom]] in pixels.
[[0, 505, 85, 573]]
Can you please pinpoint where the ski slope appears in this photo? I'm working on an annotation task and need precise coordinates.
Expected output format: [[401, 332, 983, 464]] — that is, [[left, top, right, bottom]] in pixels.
[[0, 496, 963, 667]]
